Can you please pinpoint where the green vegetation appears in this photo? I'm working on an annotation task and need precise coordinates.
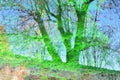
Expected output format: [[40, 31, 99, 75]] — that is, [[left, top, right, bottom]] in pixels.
[[1, 45, 120, 75], [1, 50, 119, 74], [0, 51, 41, 69], [41, 55, 120, 74]]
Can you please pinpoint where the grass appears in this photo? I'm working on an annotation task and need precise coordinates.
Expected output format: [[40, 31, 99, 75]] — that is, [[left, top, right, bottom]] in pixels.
[[0, 50, 41, 69], [41, 58, 120, 74]]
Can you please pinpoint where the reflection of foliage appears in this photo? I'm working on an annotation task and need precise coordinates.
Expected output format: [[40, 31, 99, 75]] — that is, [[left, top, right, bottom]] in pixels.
[[117, 59, 120, 67], [79, 23, 110, 68], [0, 0, 109, 64]]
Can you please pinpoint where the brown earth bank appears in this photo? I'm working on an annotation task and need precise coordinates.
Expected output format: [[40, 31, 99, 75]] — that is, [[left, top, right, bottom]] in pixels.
[[0, 65, 120, 80], [40, 68, 120, 80], [0, 65, 41, 80], [0, 65, 28, 80]]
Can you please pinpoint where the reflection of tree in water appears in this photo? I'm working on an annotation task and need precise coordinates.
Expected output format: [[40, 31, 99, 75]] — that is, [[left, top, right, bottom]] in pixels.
[[0, 0, 120, 70]]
